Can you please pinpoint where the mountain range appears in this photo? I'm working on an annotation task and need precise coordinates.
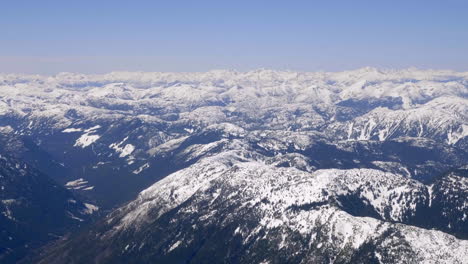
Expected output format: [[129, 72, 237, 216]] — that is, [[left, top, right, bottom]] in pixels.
[[0, 68, 467, 263]]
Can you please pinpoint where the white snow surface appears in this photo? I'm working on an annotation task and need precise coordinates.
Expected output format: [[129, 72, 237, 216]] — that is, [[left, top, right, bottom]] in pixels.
[[65, 178, 94, 191], [74, 134, 100, 148], [0, 68, 466, 145], [62, 128, 82, 133], [82, 203, 99, 215], [105, 153, 468, 263], [109, 137, 135, 158]]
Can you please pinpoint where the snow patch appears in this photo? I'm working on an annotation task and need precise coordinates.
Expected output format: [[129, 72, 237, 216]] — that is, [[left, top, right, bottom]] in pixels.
[[74, 134, 100, 148], [82, 203, 99, 214], [65, 178, 94, 191], [62, 128, 82, 133], [67, 211, 84, 222], [447, 124, 468, 145], [109, 137, 135, 158], [73, 125, 101, 148], [168, 240, 182, 252], [133, 163, 150, 174]]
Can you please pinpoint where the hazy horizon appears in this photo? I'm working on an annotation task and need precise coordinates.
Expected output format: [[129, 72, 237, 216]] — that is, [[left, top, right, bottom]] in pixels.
[[2, 1, 468, 74], [2, 66, 468, 77]]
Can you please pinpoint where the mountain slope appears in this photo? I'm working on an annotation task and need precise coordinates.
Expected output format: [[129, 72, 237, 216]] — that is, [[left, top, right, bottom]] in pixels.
[[0, 151, 98, 263], [1, 69, 467, 210], [35, 152, 468, 264]]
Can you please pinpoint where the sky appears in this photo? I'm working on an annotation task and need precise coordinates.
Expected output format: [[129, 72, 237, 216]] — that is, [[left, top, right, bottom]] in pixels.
[[1, 0, 468, 74]]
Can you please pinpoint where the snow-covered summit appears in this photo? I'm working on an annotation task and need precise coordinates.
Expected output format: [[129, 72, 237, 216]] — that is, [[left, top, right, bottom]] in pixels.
[[0, 69, 466, 144]]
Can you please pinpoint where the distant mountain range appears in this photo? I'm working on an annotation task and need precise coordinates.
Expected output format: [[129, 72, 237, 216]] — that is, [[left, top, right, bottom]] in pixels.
[[0, 68, 467, 263]]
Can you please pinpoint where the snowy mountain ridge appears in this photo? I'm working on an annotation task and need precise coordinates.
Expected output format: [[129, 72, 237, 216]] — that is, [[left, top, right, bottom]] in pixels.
[[1, 68, 467, 263], [0, 69, 467, 148], [37, 152, 468, 264]]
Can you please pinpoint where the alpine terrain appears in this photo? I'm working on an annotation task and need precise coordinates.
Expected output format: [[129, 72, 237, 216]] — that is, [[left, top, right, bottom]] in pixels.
[[0, 68, 467, 263]]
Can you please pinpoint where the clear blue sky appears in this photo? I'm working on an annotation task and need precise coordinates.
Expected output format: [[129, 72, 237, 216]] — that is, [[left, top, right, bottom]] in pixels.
[[1, 0, 468, 74]]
